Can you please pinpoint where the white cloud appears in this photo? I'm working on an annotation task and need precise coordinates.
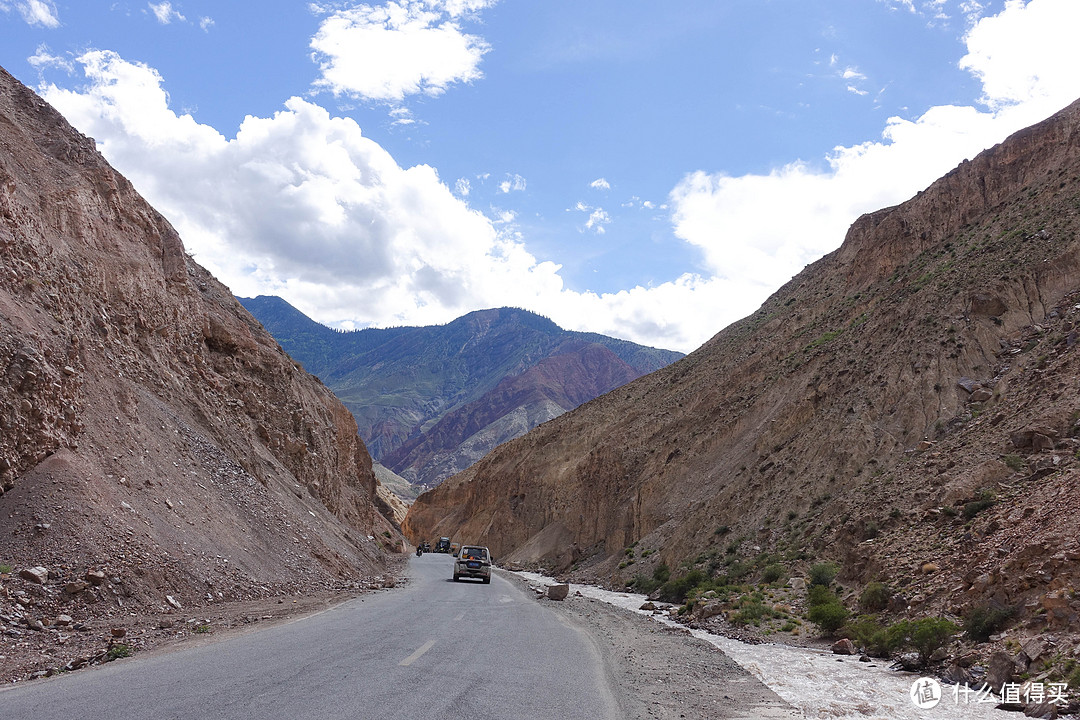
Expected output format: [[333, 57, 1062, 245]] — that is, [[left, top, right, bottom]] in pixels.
[[310, 1, 495, 103], [199, 16, 214, 31], [30, 0, 1080, 355], [148, 1, 184, 24], [1, 0, 59, 27], [498, 173, 526, 193], [28, 44, 71, 72], [454, 177, 471, 196], [667, 0, 1080, 348], [589, 178, 610, 190], [585, 208, 611, 234], [40, 50, 567, 330]]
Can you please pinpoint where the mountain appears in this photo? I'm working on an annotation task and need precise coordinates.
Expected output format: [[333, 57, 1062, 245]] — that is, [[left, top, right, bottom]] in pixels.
[[239, 298, 683, 489], [0, 66, 399, 679], [404, 97, 1080, 647]]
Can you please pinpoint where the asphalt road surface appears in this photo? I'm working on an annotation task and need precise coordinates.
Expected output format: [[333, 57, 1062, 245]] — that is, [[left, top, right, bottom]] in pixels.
[[0, 553, 622, 720]]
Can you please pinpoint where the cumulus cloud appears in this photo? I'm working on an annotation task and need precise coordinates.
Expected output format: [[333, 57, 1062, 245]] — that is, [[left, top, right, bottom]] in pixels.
[[199, 16, 214, 31], [498, 173, 526, 193], [41, 50, 570, 330], [30, 0, 1080, 355], [310, 0, 496, 103], [667, 0, 1080, 345], [0, 0, 59, 27], [148, 1, 184, 24], [589, 178, 610, 190], [454, 177, 471, 196], [585, 209, 610, 234]]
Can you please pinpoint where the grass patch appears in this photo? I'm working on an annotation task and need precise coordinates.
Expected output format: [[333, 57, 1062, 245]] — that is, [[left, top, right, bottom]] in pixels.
[[107, 644, 132, 661]]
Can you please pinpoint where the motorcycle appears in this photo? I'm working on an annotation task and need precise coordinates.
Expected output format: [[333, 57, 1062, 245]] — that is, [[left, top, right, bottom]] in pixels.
[[415, 545, 423, 557]]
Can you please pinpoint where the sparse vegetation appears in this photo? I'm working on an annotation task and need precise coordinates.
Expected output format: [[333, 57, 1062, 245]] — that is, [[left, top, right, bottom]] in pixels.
[[964, 603, 1015, 642], [0, 563, 12, 574], [1003, 454, 1026, 471], [859, 582, 891, 613], [107, 644, 132, 660], [761, 563, 787, 584], [963, 489, 996, 520], [808, 562, 839, 587], [195, 624, 211, 634], [908, 618, 959, 665]]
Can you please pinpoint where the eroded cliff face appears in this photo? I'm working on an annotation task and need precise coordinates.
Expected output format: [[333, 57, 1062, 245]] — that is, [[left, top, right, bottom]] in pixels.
[[0, 66, 399, 620], [405, 97, 1080, 630]]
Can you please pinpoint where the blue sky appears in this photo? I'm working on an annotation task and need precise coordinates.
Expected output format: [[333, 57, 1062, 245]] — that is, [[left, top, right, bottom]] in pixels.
[[2, 1, 1079, 352]]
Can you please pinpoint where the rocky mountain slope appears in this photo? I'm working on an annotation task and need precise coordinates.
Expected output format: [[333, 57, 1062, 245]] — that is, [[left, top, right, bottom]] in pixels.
[[240, 297, 682, 490], [405, 97, 1080, 650], [0, 67, 400, 679]]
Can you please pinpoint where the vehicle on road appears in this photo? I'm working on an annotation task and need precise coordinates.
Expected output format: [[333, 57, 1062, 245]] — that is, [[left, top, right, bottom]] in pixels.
[[421, 541, 431, 553], [435, 537, 450, 553], [450, 542, 460, 557], [453, 545, 492, 583]]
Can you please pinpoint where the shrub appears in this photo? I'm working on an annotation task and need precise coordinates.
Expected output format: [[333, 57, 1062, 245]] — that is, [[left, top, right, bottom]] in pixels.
[[652, 563, 671, 584], [843, 615, 885, 649], [1003, 454, 1026, 472], [964, 604, 1014, 642], [809, 602, 849, 633], [909, 618, 958, 665], [963, 489, 996, 520], [657, 569, 708, 604], [107, 644, 132, 661], [807, 584, 836, 608], [859, 582, 891, 612], [761, 563, 787, 584], [809, 562, 839, 587], [630, 563, 671, 595]]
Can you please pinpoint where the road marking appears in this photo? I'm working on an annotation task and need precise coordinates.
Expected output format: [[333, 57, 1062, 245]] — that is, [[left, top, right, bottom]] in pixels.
[[399, 639, 437, 666]]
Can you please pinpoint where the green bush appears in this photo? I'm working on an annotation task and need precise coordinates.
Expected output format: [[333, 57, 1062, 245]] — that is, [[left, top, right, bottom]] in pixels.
[[107, 644, 132, 661], [843, 615, 885, 649], [807, 584, 836, 608], [761, 563, 787, 584], [809, 562, 839, 587], [630, 563, 671, 595], [657, 569, 708, 604], [909, 618, 958, 665], [963, 490, 996, 519], [809, 602, 849, 633], [859, 582, 891, 612], [963, 604, 1014, 642]]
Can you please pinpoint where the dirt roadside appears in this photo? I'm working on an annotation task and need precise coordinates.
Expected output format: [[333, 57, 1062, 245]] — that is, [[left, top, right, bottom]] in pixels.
[[500, 572, 800, 720]]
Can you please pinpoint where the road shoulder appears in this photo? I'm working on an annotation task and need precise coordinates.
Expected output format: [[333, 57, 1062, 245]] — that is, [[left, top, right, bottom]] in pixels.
[[500, 571, 800, 720]]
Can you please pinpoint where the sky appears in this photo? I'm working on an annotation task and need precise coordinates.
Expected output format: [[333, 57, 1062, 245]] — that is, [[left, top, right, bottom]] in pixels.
[[2, 1, 1079, 353]]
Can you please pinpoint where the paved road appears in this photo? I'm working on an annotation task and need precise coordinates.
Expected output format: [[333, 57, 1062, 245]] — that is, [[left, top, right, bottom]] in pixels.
[[0, 554, 621, 720]]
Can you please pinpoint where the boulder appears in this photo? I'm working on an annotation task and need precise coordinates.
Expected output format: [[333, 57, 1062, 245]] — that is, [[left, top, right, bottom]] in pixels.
[[831, 638, 856, 655], [986, 651, 1021, 690], [639, 602, 657, 611], [19, 567, 48, 584], [64, 580, 90, 595], [547, 584, 569, 601], [84, 570, 106, 586], [696, 602, 724, 620]]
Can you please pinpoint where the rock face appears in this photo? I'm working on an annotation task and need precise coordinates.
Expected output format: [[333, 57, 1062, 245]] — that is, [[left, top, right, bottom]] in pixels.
[[0, 65, 398, 621], [404, 96, 1080, 632], [241, 297, 683, 490]]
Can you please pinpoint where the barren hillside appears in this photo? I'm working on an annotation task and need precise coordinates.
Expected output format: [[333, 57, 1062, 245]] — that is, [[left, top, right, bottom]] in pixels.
[[406, 96, 1080, 642], [0, 67, 400, 680]]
